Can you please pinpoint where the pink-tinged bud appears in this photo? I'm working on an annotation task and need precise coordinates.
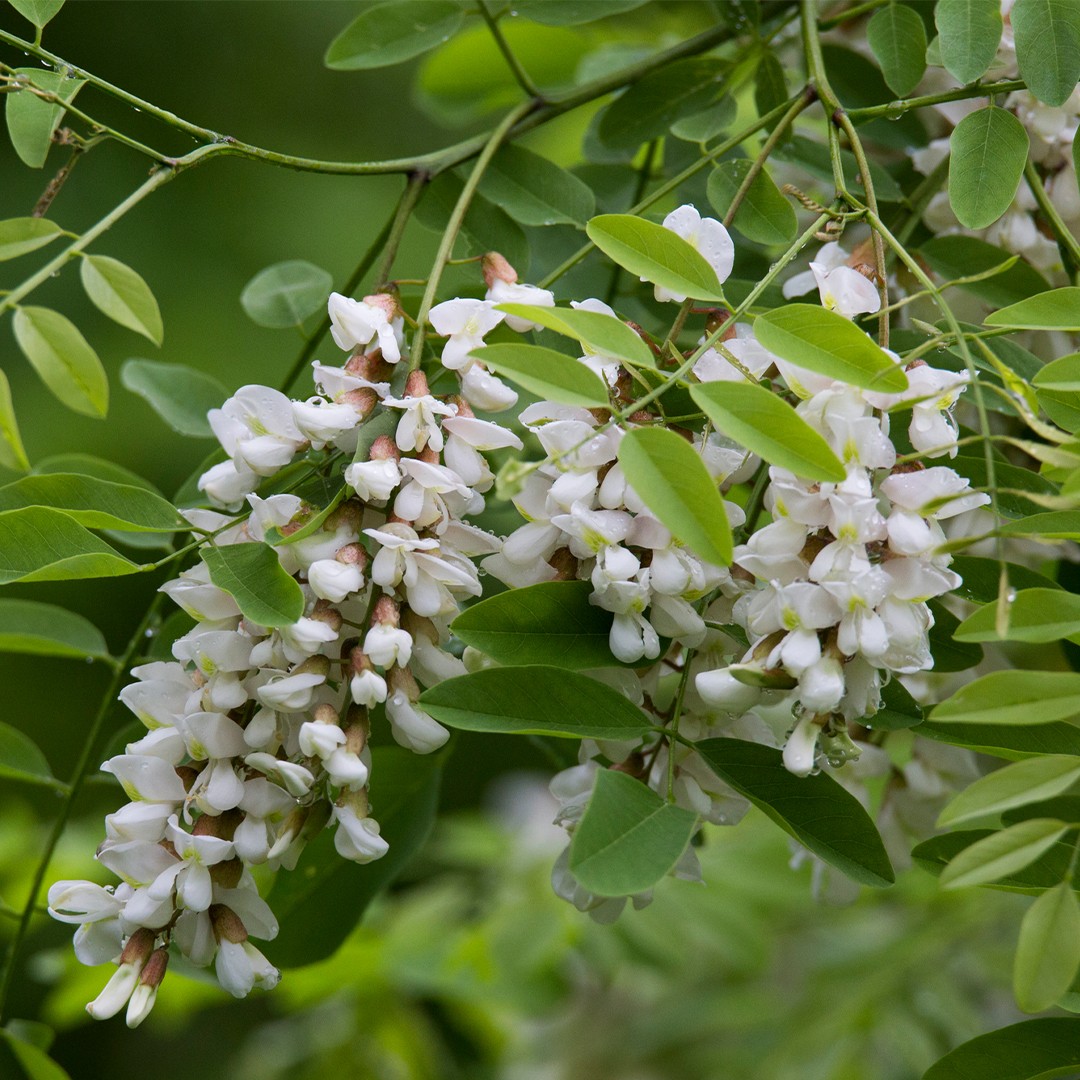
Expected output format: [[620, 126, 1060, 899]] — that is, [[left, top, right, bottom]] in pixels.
[[341, 387, 378, 418], [447, 394, 475, 419], [312, 701, 340, 727], [209, 903, 248, 945], [345, 351, 389, 380], [371, 595, 400, 630], [310, 599, 344, 633], [126, 947, 168, 1029], [387, 665, 420, 699], [363, 292, 399, 320], [336, 542, 368, 569], [418, 446, 439, 465], [369, 434, 400, 463], [482, 251, 518, 288], [404, 370, 430, 398], [293, 654, 331, 679]]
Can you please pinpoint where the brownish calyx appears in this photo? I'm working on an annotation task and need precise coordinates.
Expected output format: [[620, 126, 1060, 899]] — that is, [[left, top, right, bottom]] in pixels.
[[482, 251, 518, 288], [209, 904, 248, 944], [209, 857, 244, 889], [193, 808, 243, 840], [405, 370, 431, 398], [342, 387, 378, 418]]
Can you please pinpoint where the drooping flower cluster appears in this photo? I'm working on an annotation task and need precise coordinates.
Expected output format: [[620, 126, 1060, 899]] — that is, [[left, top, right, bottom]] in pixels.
[[48, 292, 519, 1026]]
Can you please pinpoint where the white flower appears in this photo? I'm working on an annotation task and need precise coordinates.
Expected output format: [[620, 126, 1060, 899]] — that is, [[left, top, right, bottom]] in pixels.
[[307, 557, 365, 602], [345, 457, 402, 503], [784, 242, 848, 298], [654, 204, 734, 303], [384, 393, 457, 453], [429, 297, 504, 370], [328, 292, 402, 362], [461, 364, 518, 412], [332, 806, 390, 863], [385, 691, 449, 753], [811, 262, 880, 319], [486, 278, 555, 331], [215, 939, 280, 998], [783, 714, 822, 777]]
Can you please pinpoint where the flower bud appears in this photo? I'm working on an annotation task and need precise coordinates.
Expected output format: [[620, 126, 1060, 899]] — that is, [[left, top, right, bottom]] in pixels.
[[125, 947, 168, 1029]]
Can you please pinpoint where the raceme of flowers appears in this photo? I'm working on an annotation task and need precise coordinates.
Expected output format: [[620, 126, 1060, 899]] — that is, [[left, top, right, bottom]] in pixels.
[[48, 204, 990, 1018]]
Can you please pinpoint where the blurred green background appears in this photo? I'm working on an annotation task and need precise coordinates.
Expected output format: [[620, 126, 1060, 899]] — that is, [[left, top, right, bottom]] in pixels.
[[0, 3, 1027, 1076]]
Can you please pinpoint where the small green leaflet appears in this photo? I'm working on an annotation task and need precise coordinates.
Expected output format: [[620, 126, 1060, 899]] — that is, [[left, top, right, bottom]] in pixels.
[[696, 737, 895, 887], [201, 543, 305, 628], [120, 359, 227, 438], [918, 718, 1080, 761], [1011, 0, 1080, 107], [617, 426, 733, 567], [0, 1027, 72, 1080], [0, 369, 30, 473], [930, 670, 1080, 726], [955, 589, 1080, 643], [240, 260, 333, 328], [985, 287, 1080, 331], [1035, 354, 1080, 391], [79, 255, 163, 344], [948, 106, 1029, 230], [939, 818, 1069, 889], [5, 68, 84, 169], [494, 303, 654, 367], [0, 598, 108, 660], [12, 306, 109, 418], [0, 473, 183, 532], [7, 0, 66, 28], [513, 0, 648, 25], [567, 770, 698, 896], [0, 722, 60, 789], [324, 0, 464, 70], [868, 2, 927, 96], [690, 381, 845, 482], [914, 828, 1075, 894], [934, 0, 1003, 85], [922, 1018, 1080, 1080], [0, 217, 63, 262], [586, 214, 728, 303], [478, 144, 595, 227], [937, 756, 1080, 827], [754, 304, 908, 393], [706, 160, 797, 246], [470, 343, 610, 408], [1015, 881, 1080, 1013], [596, 57, 726, 153], [270, 748, 441, 967], [450, 580, 618, 669], [418, 666, 653, 740], [999, 511, 1080, 539], [261, 487, 345, 548], [0, 506, 140, 585], [919, 235, 1051, 308]]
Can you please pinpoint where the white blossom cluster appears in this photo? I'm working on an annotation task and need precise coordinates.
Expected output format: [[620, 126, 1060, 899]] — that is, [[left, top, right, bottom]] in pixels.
[[47, 289, 521, 1026]]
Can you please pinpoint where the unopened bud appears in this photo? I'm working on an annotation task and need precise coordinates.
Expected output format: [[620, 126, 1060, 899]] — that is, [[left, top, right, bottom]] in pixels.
[[404, 370, 430, 398], [363, 292, 399, 319], [125, 947, 168, 1029], [447, 394, 474, 419], [209, 857, 244, 889], [341, 387, 378, 418], [371, 594, 400, 629], [209, 904, 248, 945], [482, 251, 518, 288], [336, 542, 367, 569], [369, 434, 400, 463], [387, 665, 420, 700], [310, 599, 344, 633]]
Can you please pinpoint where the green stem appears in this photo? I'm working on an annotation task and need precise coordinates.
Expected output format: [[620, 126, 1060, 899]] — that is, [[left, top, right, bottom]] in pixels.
[[374, 172, 430, 290], [1024, 159, 1080, 277], [818, 0, 890, 28], [409, 100, 535, 371], [604, 139, 658, 306], [477, 0, 541, 99], [0, 591, 169, 1023], [847, 80, 1027, 124], [722, 89, 813, 229]]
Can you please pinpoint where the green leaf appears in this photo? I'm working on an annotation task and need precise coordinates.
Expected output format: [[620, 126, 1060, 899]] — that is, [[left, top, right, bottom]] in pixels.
[[697, 737, 895, 887], [5, 68, 83, 169], [617, 426, 733, 566], [120, 358, 227, 439], [0, 473, 181, 533], [773, 134, 904, 204], [671, 96, 737, 143], [919, 235, 1051, 307], [597, 57, 726, 152], [201, 543, 304, 628], [470, 343, 610, 408], [0, 370, 30, 473], [493, 303, 654, 367], [938, 756, 1080, 827], [690, 381, 845, 482], [450, 580, 619, 669], [754, 304, 909, 393], [0, 598, 108, 660], [919, 719, 1080, 761], [1012, 0, 1080, 106], [568, 770, 698, 896], [868, 2, 928, 95], [948, 106, 1029, 230], [930, 671, 1080, 726], [999, 511, 1080, 539], [419, 666, 653, 739], [270, 747, 440, 967], [985, 287, 1080, 330], [478, 144, 595, 227], [705, 160, 797, 246], [923, 1018, 1080, 1079], [240, 260, 332, 329], [324, 0, 464, 70], [79, 255, 163, 344], [1015, 882, 1080, 1012], [586, 213, 728, 303], [513, 0, 648, 25], [915, 829, 1077, 893], [754, 50, 789, 118], [952, 556, 1061, 604], [1035, 354, 1080, 391], [0, 217, 63, 262], [7, 0, 66, 28], [934, 0, 1003, 84], [0, 1028, 71, 1080], [12, 306, 108, 418], [940, 818, 1069, 889], [927, 598, 984, 672], [0, 506, 139, 584], [872, 678, 925, 731], [955, 589, 1080, 643], [0, 722, 55, 788]]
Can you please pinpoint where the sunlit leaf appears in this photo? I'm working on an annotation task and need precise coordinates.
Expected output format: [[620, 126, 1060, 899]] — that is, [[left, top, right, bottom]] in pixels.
[[985, 287, 1080, 331], [1015, 881, 1080, 1012], [494, 303, 653, 367], [955, 589, 1080, 643], [7, 0, 66, 28], [938, 756, 1080, 827], [470, 343, 610, 408], [1011, 0, 1080, 106], [940, 818, 1069, 889], [930, 671, 1080, 727], [79, 255, 163, 344], [0, 217, 63, 262], [5, 68, 83, 169]]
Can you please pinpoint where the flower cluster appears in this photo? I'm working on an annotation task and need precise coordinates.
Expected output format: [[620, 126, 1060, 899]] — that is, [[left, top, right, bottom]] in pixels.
[[48, 291, 518, 1025]]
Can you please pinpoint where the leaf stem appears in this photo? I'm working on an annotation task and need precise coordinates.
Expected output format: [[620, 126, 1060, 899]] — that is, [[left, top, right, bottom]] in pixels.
[[847, 80, 1027, 124], [477, 0, 542, 100], [1023, 159, 1080, 278]]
